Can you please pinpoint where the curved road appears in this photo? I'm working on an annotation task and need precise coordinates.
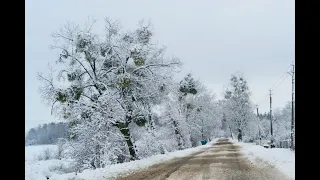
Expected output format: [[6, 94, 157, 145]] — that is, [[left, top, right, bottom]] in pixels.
[[116, 138, 289, 180]]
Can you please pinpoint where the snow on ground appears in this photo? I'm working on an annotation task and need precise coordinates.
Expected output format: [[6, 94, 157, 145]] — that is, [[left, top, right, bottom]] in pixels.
[[232, 139, 295, 180], [26, 158, 73, 180], [25, 144, 57, 162], [26, 139, 217, 180], [25, 145, 73, 180]]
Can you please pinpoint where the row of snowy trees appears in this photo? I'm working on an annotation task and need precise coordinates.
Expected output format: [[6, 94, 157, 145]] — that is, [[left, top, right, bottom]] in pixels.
[[25, 122, 68, 145], [219, 74, 294, 146], [38, 19, 223, 171], [257, 102, 293, 146], [215, 73, 260, 143]]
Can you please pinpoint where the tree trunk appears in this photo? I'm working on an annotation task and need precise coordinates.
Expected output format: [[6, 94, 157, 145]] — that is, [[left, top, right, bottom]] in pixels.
[[116, 122, 136, 161], [228, 125, 233, 139], [172, 119, 183, 150], [237, 128, 242, 142], [94, 144, 101, 168], [147, 105, 156, 134]]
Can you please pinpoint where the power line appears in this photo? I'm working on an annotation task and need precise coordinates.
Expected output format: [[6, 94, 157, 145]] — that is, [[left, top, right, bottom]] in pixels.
[[253, 61, 294, 111], [272, 73, 290, 90], [271, 61, 293, 90]]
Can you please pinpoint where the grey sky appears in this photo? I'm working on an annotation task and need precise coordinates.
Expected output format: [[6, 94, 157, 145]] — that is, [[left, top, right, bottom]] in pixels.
[[26, 0, 295, 132]]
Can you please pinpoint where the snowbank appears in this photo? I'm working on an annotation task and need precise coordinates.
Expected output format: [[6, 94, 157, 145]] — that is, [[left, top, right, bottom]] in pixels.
[[232, 140, 295, 179], [47, 139, 218, 180]]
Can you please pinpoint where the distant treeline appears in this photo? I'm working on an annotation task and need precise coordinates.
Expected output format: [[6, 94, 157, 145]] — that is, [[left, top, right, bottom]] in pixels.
[[25, 122, 69, 145]]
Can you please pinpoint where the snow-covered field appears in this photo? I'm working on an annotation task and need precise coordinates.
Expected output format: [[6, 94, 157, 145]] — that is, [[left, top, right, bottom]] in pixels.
[[232, 139, 295, 180], [25, 139, 217, 180], [25, 144, 73, 180], [26, 144, 57, 162]]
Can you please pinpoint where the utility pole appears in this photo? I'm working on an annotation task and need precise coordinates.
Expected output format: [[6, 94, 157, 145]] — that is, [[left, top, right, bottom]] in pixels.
[[288, 64, 295, 150], [269, 89, 273, 145], [257, 107, 261, 145]]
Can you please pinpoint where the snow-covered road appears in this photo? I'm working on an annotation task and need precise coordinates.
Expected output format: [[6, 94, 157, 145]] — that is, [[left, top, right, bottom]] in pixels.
[[116, 138, 289, 180]]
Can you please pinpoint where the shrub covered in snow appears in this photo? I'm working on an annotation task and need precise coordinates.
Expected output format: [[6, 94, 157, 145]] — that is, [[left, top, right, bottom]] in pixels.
[[36, 148, 55, 161], [48, 162, 76, 174]]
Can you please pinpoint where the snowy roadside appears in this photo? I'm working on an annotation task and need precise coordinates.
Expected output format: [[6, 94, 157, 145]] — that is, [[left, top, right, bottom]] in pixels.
[[231, 139, 295, 180], [33, 139, 218, 180]]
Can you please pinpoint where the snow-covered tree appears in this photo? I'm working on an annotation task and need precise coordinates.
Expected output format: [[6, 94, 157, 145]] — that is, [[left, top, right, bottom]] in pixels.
[[222, 73, 255, 141], [161, 74, 220, 149], [255, 102, 293, 147], [38, 18, 181, 168], [188, 90, 220, 144], [272, 102, 292, 146]]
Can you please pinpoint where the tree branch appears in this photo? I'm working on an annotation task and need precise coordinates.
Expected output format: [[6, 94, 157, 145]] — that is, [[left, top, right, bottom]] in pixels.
[[132, 63, 179, 73]]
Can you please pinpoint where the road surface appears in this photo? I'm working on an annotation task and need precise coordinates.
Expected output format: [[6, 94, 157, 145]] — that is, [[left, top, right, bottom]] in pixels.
[[116, 138, 289, 180]]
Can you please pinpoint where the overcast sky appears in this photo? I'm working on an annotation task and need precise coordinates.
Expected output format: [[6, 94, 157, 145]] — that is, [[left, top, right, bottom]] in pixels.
[[26, 0, 295, 133]]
